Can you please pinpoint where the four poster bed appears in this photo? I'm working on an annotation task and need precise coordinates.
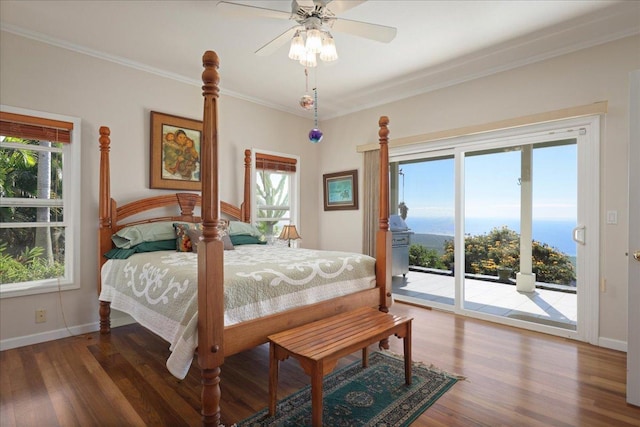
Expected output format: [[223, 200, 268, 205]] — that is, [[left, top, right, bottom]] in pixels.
[[97, 51, 393, 425]]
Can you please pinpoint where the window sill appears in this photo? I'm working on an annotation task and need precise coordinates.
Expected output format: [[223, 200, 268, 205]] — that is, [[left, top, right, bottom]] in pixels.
[[0, 279, 79, 299]]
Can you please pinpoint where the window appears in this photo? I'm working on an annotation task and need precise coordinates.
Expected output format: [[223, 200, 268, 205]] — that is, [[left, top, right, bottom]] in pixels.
[[0, 107, 81, 298], [251, 150, 300, 243]]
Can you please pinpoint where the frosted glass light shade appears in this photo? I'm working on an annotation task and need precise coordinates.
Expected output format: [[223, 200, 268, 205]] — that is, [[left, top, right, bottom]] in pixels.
[[299, 51, 317, 68], [320, 35, 338, 62], [305, 29, 322, 53], [288, 31, 305, 60]]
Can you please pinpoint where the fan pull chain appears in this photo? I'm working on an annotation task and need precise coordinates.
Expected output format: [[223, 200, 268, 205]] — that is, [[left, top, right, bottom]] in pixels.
[[308, 87, 323, 143], [299, 67, 314, 110]]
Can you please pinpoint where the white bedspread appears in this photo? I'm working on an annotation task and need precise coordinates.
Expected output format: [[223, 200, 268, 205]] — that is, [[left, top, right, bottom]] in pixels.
[[99, 245, 376, 379]]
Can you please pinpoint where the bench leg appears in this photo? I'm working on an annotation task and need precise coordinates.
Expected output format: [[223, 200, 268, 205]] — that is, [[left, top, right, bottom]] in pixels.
[[311, 364, 323, 427], [404, 321, 412, 385], [269, 343, 279, 416], [362, 346, 369, 368]]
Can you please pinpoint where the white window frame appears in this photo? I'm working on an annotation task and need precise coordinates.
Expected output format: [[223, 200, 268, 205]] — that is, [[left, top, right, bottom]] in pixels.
[[0, 105, 81, 298], [250, 149, 300, 242]]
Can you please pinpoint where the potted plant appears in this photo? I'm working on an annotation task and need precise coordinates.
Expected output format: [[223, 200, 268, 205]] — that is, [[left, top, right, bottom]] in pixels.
[[497, 266, 513, 283]]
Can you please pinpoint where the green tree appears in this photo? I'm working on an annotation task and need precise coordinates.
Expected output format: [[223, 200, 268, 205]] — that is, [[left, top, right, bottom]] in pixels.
[[441, 226, 575, 285], [256, 170, 289, 236], [36, 141, 53, 264], [0, 138, 38, 254], [409, 244, 447, 269], [0, 137, 63, 268]]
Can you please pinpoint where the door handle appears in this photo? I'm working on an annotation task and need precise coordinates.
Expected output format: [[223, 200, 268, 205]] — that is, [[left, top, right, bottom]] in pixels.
[[634, 251, 640, 262], [572, 226, 586, 245]]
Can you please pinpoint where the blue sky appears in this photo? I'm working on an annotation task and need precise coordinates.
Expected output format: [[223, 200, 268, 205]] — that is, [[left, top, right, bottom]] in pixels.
[[399, 143, 577, 221]]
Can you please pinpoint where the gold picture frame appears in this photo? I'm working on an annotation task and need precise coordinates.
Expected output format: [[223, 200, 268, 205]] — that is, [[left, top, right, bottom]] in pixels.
[[323, 169, 358, 211], [149, 111, 202, 190]]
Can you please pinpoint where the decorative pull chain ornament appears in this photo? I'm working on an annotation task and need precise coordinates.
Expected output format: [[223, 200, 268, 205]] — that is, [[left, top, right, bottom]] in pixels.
[[308, 88, 323, 143]]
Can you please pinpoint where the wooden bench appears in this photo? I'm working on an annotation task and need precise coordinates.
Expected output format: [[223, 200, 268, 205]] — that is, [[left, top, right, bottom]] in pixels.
[[267, 306, 413, 426]]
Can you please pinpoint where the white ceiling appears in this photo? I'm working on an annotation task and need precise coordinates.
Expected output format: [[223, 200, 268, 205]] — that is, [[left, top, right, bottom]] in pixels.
[[1, 1, 638, 120]]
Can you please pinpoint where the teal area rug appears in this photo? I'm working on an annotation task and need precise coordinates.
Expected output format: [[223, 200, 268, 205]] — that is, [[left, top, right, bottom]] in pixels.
[[235, 351, 461, 427]]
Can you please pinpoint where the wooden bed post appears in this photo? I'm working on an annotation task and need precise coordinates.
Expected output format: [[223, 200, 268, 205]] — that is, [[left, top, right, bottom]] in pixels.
[[242, 149, 252, 223], [376, 116, 392, 350], [376, 116, 393, 315], [198, 50, 224, 426], [98, 126, 112, 334]]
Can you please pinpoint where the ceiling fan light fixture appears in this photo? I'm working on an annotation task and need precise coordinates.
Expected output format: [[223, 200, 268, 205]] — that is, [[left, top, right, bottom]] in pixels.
[[288, 30, 305, 60], [305, 28, 323, 54], [319, 33, 338, 62]]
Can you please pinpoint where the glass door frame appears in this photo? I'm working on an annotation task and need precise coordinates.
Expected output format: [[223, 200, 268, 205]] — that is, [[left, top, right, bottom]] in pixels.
[[390, 115, 600, 343]]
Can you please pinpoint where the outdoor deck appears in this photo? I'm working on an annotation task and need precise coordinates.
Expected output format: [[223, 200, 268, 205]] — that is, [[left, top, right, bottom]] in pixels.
[[392, 270, 577, 330]]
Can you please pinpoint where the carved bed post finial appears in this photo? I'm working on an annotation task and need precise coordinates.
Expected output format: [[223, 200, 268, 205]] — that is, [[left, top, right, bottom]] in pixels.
[[201, 50, 221, 237], [376, 116, 392, 336], [243, 149, 252, 223], [98, 126, 113, 322], [378, 116, 390, 232], [99, 126, 111, 230], [199, 50, 224, 426]]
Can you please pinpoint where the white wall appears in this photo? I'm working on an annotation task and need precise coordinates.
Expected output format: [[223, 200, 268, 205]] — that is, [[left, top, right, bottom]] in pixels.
[[318, 35, 640, 346], [0, 32, 318, 346], [1, 30, 637, 349]]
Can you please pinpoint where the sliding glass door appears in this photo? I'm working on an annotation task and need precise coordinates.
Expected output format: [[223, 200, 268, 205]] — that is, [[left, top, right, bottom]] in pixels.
[[390, 116, 599, 342], [391, 155, 455, 308], [462, 140, 577, 329]]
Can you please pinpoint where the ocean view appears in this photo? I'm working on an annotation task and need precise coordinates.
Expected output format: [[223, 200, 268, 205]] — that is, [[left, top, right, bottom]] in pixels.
[[405, 216, 577, 256]]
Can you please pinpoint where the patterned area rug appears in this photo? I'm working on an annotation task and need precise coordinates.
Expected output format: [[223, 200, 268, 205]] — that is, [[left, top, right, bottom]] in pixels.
[[235, 351, 461, 426]]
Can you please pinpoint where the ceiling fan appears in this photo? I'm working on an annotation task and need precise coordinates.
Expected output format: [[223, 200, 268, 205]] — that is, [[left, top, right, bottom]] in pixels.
[[217, 0, 397, 63]]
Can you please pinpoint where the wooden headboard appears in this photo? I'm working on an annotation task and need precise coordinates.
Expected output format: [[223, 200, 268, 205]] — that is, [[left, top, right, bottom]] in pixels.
[[97, 127, 252, 292]]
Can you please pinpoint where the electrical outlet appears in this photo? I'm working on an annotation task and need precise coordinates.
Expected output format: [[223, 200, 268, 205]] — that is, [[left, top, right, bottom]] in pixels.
[[36, 309, 46, 323]]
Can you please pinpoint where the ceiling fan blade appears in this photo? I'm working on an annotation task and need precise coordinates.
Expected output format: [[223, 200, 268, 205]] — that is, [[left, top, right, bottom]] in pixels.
[[255, 26, 300, 56], [217, 1, 292, 20], [331, 18, 397, 43], [323, 0, 367, 15]]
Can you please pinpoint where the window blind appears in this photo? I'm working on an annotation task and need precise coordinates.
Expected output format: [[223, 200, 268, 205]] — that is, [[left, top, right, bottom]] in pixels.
[[256, 152, 297, 172], [0, 112, 73, 143]]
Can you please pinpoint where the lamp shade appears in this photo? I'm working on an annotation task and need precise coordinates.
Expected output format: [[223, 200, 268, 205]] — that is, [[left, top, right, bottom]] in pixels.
[[279, 225, 301, 241]]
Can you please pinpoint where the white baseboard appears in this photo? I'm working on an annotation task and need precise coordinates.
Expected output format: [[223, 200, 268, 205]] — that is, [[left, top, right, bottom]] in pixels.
[[0, 315, 137, 352], [598, 336, 627, 353], [0, 322, 99, 351]]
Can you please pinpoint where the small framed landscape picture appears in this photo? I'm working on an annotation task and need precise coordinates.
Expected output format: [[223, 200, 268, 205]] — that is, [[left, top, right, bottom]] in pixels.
[[323, 169, 358, 211], [149, 111, 203, 190]]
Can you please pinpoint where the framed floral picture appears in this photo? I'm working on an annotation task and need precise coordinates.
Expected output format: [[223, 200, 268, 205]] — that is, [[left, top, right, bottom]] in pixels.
[[323, 169, 358, 211], [149, 111, 202, 190]]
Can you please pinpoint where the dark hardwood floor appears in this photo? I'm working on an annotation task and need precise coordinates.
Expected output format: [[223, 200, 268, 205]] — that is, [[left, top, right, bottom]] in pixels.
[[1, 301, 639, 426]]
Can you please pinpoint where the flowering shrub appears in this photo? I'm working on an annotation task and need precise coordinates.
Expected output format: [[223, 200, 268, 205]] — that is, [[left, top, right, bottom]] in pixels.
[[440, 226, 575, 285]]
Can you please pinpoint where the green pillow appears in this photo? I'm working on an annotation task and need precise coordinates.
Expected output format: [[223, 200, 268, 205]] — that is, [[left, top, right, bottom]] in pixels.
[[228, 221, 262, 237], [230, 234, 267, 246], [112, 221, 177, 249], [104, 239, 176, 259]]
